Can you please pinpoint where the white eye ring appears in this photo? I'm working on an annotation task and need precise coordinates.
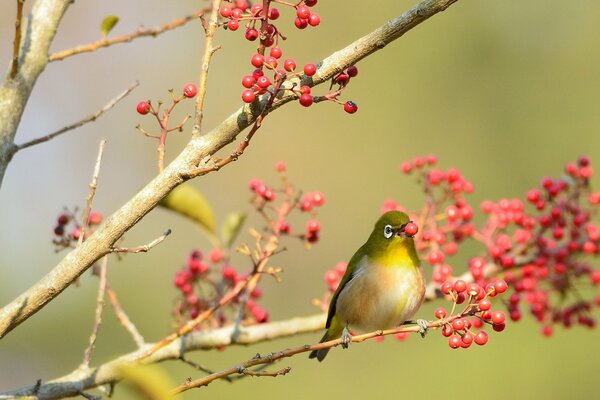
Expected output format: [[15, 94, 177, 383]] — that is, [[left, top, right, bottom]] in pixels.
[[383, 224, 394, 239]]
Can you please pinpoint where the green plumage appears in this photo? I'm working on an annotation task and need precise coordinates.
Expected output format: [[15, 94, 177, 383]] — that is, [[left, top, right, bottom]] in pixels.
[[309, 211, 424, 361]]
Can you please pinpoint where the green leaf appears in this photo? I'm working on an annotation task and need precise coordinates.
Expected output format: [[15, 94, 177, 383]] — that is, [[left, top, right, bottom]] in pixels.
[[221, 212, 247, 248], [159, 184, 216, 235], [100, 15, 119, 37]]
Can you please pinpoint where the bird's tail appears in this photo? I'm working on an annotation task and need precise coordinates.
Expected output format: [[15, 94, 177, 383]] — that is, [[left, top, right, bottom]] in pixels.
[[308, 318, 343, 362]]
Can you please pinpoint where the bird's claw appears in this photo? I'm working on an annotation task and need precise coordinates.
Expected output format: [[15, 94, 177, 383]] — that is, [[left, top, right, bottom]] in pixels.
[[416, 319, 429, 338], [341, 326, 353, 349]]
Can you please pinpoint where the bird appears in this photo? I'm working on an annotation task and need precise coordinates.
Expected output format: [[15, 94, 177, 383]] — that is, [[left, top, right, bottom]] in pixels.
[[309, 210, 426, 361]]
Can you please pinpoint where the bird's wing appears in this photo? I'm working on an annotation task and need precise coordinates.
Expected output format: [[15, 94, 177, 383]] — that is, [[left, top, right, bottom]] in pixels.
[[325, 245, 366, 328]]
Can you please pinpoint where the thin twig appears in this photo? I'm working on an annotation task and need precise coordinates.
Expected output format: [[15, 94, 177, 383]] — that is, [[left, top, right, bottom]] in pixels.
[[179, 356, 233, 382], [82, 256, 108, 367], [106, 285, 145, 347], [110, 229, 172, 253], [10, 0, 24, 78], [192, 0, 222, 138], [49, 11, 206, 62], [238, 366, 291, 378], [78, 139, 107, 246], [15, 83, 138, 152]]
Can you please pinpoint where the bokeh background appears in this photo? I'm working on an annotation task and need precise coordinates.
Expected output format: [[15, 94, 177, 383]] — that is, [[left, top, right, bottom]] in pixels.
[[1, 0, 600, 398]]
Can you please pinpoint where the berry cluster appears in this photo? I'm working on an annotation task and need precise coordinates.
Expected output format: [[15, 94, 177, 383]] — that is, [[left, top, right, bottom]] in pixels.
[[52, 209, 102, 250], [220, 0, 359, 113], [387, 155, 600, 337], [437, 279, 508, 349], [173, 248, 269, 325], [173, 162, 325, 326]]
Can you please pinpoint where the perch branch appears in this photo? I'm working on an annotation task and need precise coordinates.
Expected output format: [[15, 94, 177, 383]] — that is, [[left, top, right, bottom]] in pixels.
[[0, 0, 461, 340]]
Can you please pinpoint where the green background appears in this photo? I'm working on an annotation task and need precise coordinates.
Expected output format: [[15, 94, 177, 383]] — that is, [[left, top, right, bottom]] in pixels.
[[1, 0, 600, 398]]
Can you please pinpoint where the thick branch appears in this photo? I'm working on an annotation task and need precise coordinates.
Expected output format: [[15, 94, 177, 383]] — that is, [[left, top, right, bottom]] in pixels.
[[0, 0, 460, 339], [0, 314, 325, 399], [0, 0, 72, 187]]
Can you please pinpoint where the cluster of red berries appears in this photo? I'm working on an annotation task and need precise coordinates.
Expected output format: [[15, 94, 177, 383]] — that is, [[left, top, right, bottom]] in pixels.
[[52, 209, 102, 249], [173, 161, 324, 327], [386, 155, 600, 338], [220, 0, 359, 113], [173, 248, 268, 325], [249, 161, 325, 243], [136, 83, 197, 116], [436, 279, 508, 349]]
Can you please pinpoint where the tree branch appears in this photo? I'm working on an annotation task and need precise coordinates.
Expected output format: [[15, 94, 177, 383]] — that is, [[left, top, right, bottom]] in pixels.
[[48, 11, 206, 62], [0, 314, 325, 399], [13, 82, 138, 153], [0, 0, 460, 339], [0, 0, 72, 188]]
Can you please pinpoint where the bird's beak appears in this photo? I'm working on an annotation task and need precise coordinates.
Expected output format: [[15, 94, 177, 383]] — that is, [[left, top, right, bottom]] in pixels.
[[396, 224, 413, 239]]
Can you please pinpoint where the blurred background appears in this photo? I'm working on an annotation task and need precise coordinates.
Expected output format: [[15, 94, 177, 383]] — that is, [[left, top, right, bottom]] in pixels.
[[1, 0, 600, 398]]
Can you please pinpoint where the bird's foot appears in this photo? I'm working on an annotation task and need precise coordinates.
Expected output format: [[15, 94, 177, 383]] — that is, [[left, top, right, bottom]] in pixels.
[[341, 326, 353, 349], [403, 319, 429, 338]]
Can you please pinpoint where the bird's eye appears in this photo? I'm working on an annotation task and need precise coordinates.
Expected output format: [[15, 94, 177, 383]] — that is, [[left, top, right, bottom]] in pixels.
[[383, 224, 394, 239]]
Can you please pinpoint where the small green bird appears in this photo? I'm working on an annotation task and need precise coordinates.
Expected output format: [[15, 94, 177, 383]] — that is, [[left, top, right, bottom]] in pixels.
[[309, 210, 426, 361]]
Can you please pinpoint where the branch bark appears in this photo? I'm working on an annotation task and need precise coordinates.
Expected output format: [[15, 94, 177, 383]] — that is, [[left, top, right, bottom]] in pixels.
[[0, 314, 326, 399], [0, 0, 460, 338], [0, 0, 71, 187]]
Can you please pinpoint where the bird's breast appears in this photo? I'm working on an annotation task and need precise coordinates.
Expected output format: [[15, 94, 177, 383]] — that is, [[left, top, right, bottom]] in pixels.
[[335, 255, 425, 333]]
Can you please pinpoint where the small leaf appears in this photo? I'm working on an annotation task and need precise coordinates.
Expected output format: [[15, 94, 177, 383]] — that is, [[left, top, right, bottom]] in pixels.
[[221, 212, 247, 248], [119, 363, 173, 400], [159, 184, 215, 235], [100, 15, 119, 37]]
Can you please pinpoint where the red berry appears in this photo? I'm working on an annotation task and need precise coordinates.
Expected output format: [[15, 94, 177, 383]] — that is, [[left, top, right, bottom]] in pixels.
[[306, 219, 320, 233], [275, 161, 286, 172], [268, 8, 280, 19], [136, 101, 150, 115], [250, 3, 262, 16], [343, 101, 358, 114], [308, 13, 320, 26], [311, 191, 325, 206], [283, 58, 297, 72], [474, 331, 488, 345], [264, 56, 278, 70], [448, 335, 461, 349], [241, 75, 256, 88], [209, 248, 224, 263], [71, 227, 81, 240], [251, 53, 264, 68], [453, 280, 467, 293], [256, 76, 271, 89], [347, 65, 358, 77], [296, 5, 310, 19], [53, 225, 64, 236], [441, 281, 453, 295], [270, 47, 282, 59], [57, 214, 69, 225], [299, 93, 313, 107], [183, 83, 197, 98], [226, 19, 239, 31], [305, 0, 318, 6], [300, 199, 313, 211], [404, 222, 418, 236], [452, 318, 465, 331], [241, 89, 256, 103], [303, 63, 317, 76], [294, 18, 308, 29], [220, 6, 232, 17], [88, 211, 102, 225], [245, 28, 259, 41], [235, 0, 248, 11], [478, 298, 491, 311], [434, 307, 447, 319], [222, 265, 236, 281], [491, 311, 506, 325]]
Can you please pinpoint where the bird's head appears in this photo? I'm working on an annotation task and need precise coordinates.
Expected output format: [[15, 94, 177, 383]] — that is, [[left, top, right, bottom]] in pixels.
[[365, 211, 419, 263]]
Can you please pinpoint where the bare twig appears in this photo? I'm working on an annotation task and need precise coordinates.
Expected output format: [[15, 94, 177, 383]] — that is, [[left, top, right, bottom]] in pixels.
[[0, 0, 461, 341], [49, 11, 206, 62], [106, 285, 145, 347], [238, 366, 291, 378], [110, 229, 172, 253], [192, 0, 222, 138], [179, 356, 232, 382], [82, 256, 108, 367], [10, 0, 25, 79], [78, 139, 107, 246], [14, 82, 138, 152]]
